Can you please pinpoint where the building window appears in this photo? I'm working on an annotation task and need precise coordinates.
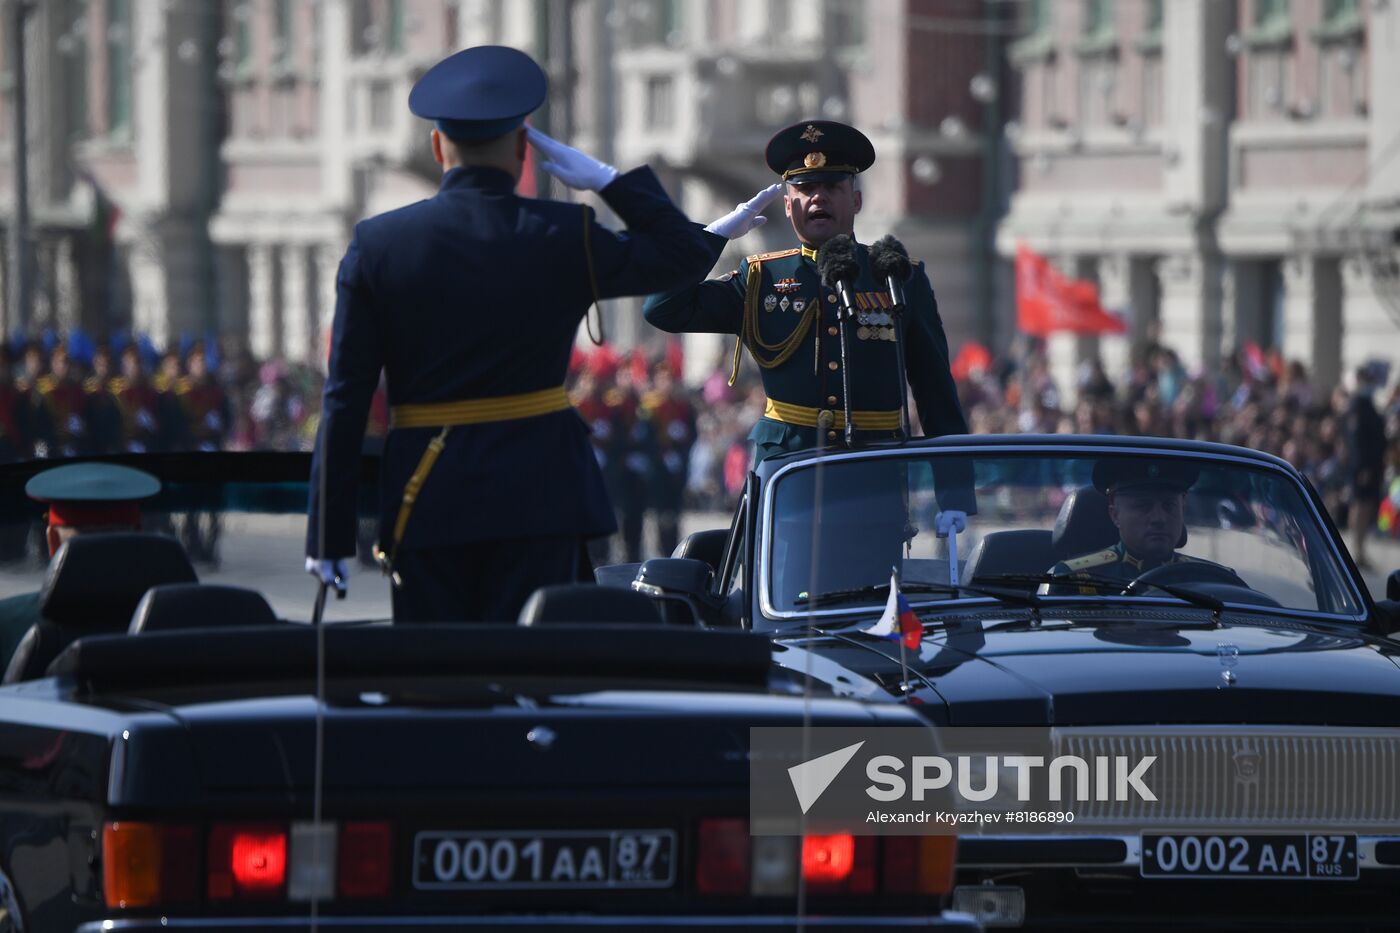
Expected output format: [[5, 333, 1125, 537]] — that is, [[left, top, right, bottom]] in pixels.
[[387, 0, 405, 54], [274, 0, 293, 69], [1076, 0, 1117, 55], [1314, 0, 1362, 41], [235, 3, 252, 69], [645, 75, 674, 130], [832, 0, 864, 50], [107, 0, 133, 136], [1011, 0, 1055, 66], [1246, 0, 1292, 46]]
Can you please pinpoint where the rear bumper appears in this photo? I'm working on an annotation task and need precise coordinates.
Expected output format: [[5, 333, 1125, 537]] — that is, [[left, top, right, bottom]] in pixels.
[[79, 913, 981, 932]]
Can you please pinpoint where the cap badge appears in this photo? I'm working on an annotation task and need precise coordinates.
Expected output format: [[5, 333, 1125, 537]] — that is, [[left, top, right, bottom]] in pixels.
[[801, 124, 824, 143], [804, 151, 827, 169]]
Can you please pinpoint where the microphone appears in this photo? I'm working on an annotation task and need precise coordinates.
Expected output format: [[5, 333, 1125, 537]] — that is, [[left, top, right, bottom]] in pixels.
[[870, 235, 912, 310], [815, 235, 860, 319]]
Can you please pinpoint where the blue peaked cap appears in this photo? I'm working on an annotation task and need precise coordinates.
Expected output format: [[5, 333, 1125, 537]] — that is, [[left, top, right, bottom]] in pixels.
[[409, 46, 546, 141]]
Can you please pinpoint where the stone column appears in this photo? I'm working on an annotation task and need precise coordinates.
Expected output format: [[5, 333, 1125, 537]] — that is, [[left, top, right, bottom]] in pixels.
[[313, 243, 344, 370], [1096, 253, 1133, 384], [1280, 254, 1342, 390], [1340, 256, 1399, 389], [129, 233, 169, 347], [53, 235, 79, 332], [280, 244, 312, 364], [247, 243, 279, 361], [1155, 249, 1223, 374]]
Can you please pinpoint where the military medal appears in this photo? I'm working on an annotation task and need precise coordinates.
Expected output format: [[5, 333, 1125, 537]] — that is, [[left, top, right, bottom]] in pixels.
[[765, 294, 778, 312], [779, 297, 790, 312], [857, 326, 871, 341], [774, 278, 801, 294], [793, 299, 806, 313]]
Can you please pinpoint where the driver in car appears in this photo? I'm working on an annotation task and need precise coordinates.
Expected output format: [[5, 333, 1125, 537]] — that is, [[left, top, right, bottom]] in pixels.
[[1046, 460, 1235, 595]]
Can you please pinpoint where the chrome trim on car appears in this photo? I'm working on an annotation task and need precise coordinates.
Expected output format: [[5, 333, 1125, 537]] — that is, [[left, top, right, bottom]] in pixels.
[[1054, 725, 1400, 827], [756, 442, 1368, 623]]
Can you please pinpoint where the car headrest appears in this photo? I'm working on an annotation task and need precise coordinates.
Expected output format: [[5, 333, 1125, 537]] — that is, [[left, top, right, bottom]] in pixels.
[[518, 584, 662, 626], [129, 584, 279, 634], [40, 533, 197, 627], [965, 530, 1054, 584], [672, 529, 728, 571], [1052, 485, 1187, 562]]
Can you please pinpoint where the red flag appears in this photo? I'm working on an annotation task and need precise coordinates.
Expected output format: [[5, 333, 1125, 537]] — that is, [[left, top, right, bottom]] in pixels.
[[951, 341, 993, 381], [664, 337, 685, 377], [1015, 244, 1126, 337]]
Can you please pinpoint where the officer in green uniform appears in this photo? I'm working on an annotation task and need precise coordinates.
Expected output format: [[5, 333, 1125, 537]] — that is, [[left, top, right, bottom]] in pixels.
[[645, 120, 967, 462], [0, 463, 160, 670], [1046, 460, 1238, 594]]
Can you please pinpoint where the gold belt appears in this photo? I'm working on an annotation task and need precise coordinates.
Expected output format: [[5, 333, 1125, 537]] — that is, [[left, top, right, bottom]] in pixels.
[[377, 386, 572, 585], [763, 398, 903, 432], [389, 386, 572, 429]]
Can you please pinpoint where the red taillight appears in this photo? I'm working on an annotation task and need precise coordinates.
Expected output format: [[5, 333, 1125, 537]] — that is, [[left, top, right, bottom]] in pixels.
[[338, 821, 392, 898], [802, 834, 854, 883], [102, 822, 198, 909], [696, 818, 750, 894], [803, 834, 875, 894], [209, 823, 288, 900]]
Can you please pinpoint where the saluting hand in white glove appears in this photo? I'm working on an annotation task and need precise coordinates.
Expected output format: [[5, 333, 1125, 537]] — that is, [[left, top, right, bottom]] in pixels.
[[526, 126, 621, 192], [704, 183, 785, 239]]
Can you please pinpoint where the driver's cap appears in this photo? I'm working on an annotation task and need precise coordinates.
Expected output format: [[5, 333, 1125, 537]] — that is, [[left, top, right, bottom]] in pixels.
[[1092, 460, 1199, 496]]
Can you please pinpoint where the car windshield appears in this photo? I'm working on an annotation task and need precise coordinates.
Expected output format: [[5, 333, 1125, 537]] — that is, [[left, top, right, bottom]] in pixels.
[[762, 449, 1364, 619]]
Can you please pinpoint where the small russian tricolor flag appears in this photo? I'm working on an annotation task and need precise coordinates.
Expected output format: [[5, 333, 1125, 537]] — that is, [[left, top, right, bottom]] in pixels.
[[869, 571, 922, 651]]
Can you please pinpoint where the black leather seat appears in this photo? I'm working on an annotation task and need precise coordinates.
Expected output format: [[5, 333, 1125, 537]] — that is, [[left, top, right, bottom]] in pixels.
[[3, 533, 197, 683], [964, 530, 1054, 588], [518, 584, 662, 626], [129, 583, 279, 634], [672, 529, 727, 571]]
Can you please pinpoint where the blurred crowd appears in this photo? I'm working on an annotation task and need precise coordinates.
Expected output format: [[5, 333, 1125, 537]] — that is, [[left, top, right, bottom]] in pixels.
[[0, 332, 330, 461], [3, 329, 1397, 567]]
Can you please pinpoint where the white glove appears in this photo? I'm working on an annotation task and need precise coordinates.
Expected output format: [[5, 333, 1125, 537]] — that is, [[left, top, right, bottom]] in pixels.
[[305, 557, 349, 595], [934, 510, 967, 538], [704, 183, 784, 239], [526, 126, 620, 192]]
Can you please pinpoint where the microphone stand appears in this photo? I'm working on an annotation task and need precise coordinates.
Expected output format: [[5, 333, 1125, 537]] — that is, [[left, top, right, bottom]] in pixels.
[[832, 282, 858, 448], [886, 281, 913, 440]]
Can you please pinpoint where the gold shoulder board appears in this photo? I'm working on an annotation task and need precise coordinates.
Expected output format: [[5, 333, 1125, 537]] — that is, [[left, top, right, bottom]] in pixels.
[[1064, 548, 1119, 572], [745, 247, 802, 264]]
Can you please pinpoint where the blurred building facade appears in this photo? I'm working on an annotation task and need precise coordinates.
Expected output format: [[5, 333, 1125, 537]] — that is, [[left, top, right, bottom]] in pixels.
[[0, 0, 1396, 397], [1000, 0, 1400, 398], [0, 0, 1007, 380]]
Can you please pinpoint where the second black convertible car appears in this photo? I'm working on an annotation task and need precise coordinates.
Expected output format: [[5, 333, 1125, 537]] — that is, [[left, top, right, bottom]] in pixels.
[[619, 434, 1400, 930], [0, 454, 974, 933]]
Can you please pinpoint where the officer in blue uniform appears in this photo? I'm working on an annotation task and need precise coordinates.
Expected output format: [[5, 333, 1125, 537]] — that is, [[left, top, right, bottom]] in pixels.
[[643, 120, 968, 464], [0, 463, 160, 673], [305, 46, 711, 623]]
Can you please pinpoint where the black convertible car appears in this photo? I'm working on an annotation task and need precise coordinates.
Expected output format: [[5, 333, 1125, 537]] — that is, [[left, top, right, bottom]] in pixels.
[[0, 454, 975, 933], [616, 434, 1400, 930]]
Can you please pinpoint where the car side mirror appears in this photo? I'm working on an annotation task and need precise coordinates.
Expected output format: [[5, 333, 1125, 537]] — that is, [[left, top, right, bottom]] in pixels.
[[1387, 570, 1400, 603], [632, 558, 715, 626]]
